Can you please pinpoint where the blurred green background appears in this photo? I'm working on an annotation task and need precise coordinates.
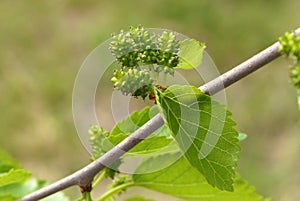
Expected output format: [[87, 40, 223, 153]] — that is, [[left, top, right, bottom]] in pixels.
[[0, 0, 299, 200]]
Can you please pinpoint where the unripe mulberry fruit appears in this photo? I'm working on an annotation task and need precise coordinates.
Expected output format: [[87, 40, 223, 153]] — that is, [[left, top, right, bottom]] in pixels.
[[112, 69, 154, 99]]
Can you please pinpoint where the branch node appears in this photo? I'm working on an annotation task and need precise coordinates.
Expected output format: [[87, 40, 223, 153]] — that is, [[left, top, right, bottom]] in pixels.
[[80, 183, 93, 193]]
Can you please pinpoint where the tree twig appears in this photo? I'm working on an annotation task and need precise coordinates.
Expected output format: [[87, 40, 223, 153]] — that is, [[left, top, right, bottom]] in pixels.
[[18, 27, 300, 201]]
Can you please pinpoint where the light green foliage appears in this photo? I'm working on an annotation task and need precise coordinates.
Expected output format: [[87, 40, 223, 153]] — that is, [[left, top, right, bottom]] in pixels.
[[0, 150, 20, 173], [88, 107, 177, 181], [0, 174, 69, 201], [111, 175, 131, 189], [110, 106, 172, 139], [177, 39, 206, 69], [0, 150, 69, 200], [155, 85, 240, 191], [125, 196, 155, 201], [104, 133, 175, 156], [88, 81, 267, 200], [41, 192, 70, 201], [110, 106, 171, 137], [89, 26, 253, 199], [0, 169, 31, 187], [0, 179, 46, 199], [98, 175, 134, 201], [279, 31, 300, 109], [90, 107, 175, 158], [238, 133, 248, 141], [110, 106, 153, 135], [133, 153, 266, 201]]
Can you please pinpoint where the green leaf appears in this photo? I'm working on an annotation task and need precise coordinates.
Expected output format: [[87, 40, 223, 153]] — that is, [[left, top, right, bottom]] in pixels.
[[0, 177, 69, 200], [133, 153, 266, 201], [90, 106, 176, 158], [111, 107, 154, 136], [177, 39, 206, 69], [155, 85, 240, 191], [0, 150, 69, 200], [111, 106, 171, 138], [0, 195, 14, 201], [0, 169, 31, 187], [125, 196, 155, 201], [0, 178, 44, 198], [0, 150, 20, 173], [103, 133, 176, 156], [41, 192, 70, 201], [238, 133, 248, 141]]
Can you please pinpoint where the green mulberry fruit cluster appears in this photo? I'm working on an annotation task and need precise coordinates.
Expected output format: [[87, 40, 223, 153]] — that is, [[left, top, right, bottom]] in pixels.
[[110, 25, 180, 69], [156, 32, 180, 69], [279, 32, 300, 88], [279, 32, 300, 62], [290, 66, 300, 88], [88, 125, 122, 179], [111, 69, 154, 99], [110, 26, 181, 99], [110, 26, 156, 67], [279, 31, 300, 110], [89, 125, 110, 160]]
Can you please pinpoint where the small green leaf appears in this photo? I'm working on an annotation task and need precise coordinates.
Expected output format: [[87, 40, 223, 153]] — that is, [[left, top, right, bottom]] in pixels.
[[111, 107, 154, 136], [0, 195, 16, 201], [0, 195, 14, 201], [41, 192, 70, 201], [0, 150, 70, 200], [0, 150, 20, 173], [89, 107, 178, 179], [103, 133, 176, 156], [177, 39, 206, 69], [0, 169, 31, 187], [0, 178, 44, 198], [125, 196, 155, 201], [155, 85, 240, 191], [238, 133, 248, 141], [99, 176, 135, 201], [111, 106, 172, 138], [0, 178, 69, 200], [133, 153, 266, 201], [98, 106, 176, 156]]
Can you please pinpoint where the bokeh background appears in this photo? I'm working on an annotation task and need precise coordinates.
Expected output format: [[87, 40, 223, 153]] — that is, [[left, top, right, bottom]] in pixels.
[[0, 0, 300, 200]]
